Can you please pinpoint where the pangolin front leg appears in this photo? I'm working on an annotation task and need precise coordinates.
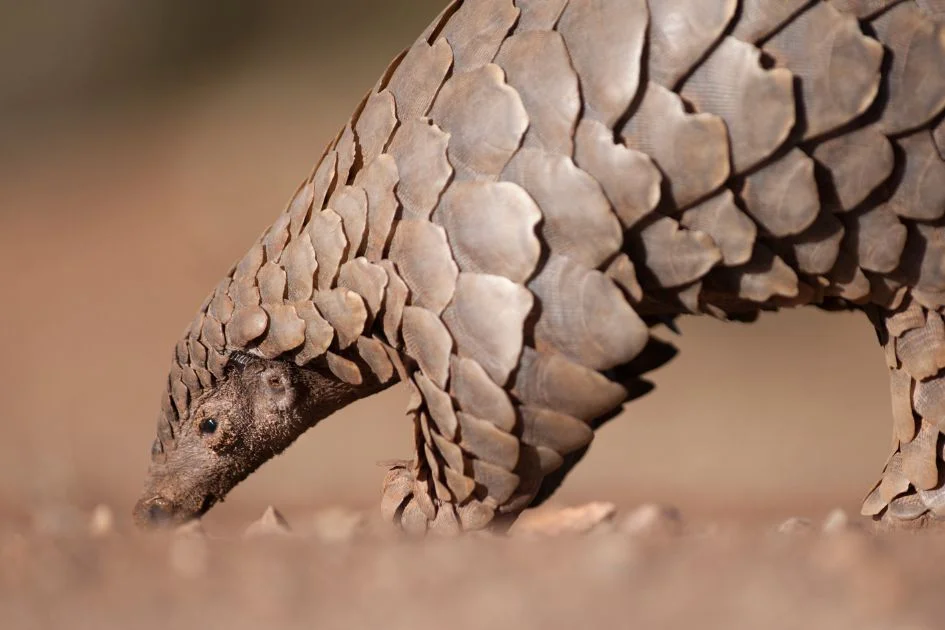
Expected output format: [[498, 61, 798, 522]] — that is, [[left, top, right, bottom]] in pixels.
[[135, 0, 945, 534]]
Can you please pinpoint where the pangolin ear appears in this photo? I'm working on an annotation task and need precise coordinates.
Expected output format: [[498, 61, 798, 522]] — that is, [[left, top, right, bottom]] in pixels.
[[224, 351, 256, 376], [260, 366, 292, 409]]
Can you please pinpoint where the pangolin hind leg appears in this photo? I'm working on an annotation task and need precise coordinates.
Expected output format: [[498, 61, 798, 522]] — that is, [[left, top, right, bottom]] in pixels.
[[863, 295, 945, 528]]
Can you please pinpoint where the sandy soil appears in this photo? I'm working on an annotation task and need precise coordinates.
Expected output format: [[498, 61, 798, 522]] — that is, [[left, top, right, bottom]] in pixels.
[[1, 2, 938, 627], [3, 503, 945, 630]]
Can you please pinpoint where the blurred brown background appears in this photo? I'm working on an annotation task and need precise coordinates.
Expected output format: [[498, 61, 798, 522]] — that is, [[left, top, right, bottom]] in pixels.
[[0, 0, 893, 528]]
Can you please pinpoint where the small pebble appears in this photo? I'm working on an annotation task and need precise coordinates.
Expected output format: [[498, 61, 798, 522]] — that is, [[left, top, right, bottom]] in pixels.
[[776, 516, 813, 535], [821, 508, 862, 534], [511, 502, 617, 537], [311, 507, 364, 543], [88, 504, 115, 537], [244, 506, 292, 538], [620, 504, 683, 538]]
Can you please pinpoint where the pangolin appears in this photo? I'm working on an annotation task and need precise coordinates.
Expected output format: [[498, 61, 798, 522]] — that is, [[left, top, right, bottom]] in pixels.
[[133, 0, 945, 533]]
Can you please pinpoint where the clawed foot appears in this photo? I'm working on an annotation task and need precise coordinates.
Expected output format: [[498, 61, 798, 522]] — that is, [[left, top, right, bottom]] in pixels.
[[380, 461, 497, 535], [380, 465, 686, 539], [872, 509, 945, 533]]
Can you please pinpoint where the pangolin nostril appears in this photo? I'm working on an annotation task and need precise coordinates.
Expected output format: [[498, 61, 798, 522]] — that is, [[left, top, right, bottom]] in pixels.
[[149, 502, 170, 522], [135, 497, 175, 527]]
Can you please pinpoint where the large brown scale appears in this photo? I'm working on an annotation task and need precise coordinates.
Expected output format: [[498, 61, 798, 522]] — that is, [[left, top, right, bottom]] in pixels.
[[135, 0, 945, 533]]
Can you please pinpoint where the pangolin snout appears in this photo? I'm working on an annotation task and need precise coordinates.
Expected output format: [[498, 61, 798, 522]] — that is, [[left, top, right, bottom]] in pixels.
[[133, 496, 179, 528]]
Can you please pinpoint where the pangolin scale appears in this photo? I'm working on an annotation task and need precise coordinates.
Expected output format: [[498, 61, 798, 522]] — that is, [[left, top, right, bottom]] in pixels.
[[134, 0, 945, 533]]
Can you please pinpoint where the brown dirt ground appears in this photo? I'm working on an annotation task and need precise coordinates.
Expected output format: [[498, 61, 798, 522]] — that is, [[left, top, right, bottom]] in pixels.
[[1, 2, 940, 628]]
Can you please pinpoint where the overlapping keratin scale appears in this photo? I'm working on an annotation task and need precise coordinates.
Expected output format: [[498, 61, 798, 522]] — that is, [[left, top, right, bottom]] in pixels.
[[449, 355, 516, 433], [308, 209, 346, 289], [432, 180, 542, 283], [620, 82, 729, 211], [338, 258, 388, 322], [646, 0, 736, 90], [354, 90, 397, 167], [387, 119, 452, 221], [780, 212, 846, 277], [680, 36, 795, 174], [494, 30, 580, 155], [379, 260, 408, 349], [293, 302, 333, 367], [916, 0, 945, 19], [385, 38, 453, 120], [513, 348, 628, 424], [832, 0, 908, 19], [763, 1, 883, 141], [556, 0, 648, 128], [441, 273, 533, 387], [286, 178, 315, 239], [731, 0, 813, 43], [312, 288, 367, 350], [416, 371, 458, 439], [457, 411, 520, 471], [502, 148, 623, 269], [308, 151, 337, 226], [226, 244, 268, 349], [628, 216, 722, 290], [679, 191, 757, 268], [810, 128, 895, 211], [402, 306, 453, 390], [255, 267, 306, 360], [886, 129, 945, 221], [842, 205, 908, 274], [870, 2, 945, 135], [907, 221, 945, 295], [706, 246, 800, 305], [740, 149, 821, 238], [329, 185, 368, 255], [326, 351, 362, 385], [514, 0, 568, 32], [388, 219, 458, 315], [573, 118, 662, 230], [528, 254, 649, 371], [355, 155, 400, 262], [606, 254, 644, 303], [429, 64, 528, 180], [439, 0, 518, 72], [333, 124, 358, 187]]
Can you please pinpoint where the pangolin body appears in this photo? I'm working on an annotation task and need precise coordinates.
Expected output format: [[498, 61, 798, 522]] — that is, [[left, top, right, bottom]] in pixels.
[[135, 0, 945, 532]]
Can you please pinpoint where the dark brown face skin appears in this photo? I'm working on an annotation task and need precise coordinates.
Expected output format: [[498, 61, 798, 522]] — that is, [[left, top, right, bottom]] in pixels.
[[133, 355, 367, 528]]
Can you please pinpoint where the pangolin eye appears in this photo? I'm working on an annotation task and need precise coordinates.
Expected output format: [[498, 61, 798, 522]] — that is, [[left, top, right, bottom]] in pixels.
[[199, 418, 218, 435]]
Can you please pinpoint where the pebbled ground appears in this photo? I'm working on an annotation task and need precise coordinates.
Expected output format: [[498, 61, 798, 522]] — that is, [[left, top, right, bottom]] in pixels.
[[4, 503, 945, 630]]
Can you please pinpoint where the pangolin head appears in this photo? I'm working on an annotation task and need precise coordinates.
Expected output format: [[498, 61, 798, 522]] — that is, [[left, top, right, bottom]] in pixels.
[[133, 347, 362, 528]]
